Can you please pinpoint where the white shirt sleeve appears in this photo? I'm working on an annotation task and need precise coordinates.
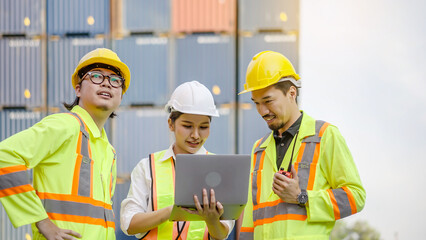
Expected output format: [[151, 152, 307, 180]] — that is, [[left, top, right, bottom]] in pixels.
[[120, 157, 152, 238]]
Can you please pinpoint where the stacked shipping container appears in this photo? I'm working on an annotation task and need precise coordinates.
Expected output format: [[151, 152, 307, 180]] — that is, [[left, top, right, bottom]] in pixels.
[[0, 0, 299, 239]]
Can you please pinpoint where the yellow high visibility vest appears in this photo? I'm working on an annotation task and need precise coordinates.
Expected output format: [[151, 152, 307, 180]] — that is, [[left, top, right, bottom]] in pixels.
[[0, 106, 117, 240], [140, 150, 209, 240], [241, 112, 366, 240]]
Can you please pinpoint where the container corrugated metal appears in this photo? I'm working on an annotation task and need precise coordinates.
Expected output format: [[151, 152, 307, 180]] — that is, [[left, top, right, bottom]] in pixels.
[[113, 36, 169, 106], [1, 203, 32, 240], [121, 0, 170, 34], [46, 0, 109, 35], [175, 34, 236, 104], [203, 106, 235, 154], [0, 38, 44, 108], [111, 108, 169, 175], [47, 37, 106, 108], [0, 110, 44, 141], [172, 0, 236, 33], [238, 104, 269, 154], [238, 32, 299, 103], [239, 0, 299, 32], [0, 0, 43, 35], [111, 181, 135, 240]]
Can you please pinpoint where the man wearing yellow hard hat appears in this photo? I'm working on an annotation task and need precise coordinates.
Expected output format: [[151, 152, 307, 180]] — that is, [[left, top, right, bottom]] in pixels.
[[0, 48, 130, 239], [238, 51, 366, 239]]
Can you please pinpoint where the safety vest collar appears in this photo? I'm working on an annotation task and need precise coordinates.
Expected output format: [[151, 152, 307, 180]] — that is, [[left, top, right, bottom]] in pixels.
[[159, 144, 208, 162], [297, 111, 316, 140], [71, 105, 105, 139]]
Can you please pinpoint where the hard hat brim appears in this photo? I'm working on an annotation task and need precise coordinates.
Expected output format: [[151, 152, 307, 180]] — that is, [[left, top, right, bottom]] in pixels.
[[72, 56, 131, 93]]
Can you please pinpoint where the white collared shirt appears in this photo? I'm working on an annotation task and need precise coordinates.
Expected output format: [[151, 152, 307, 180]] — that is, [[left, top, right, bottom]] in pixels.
[[120, 144, 235, 238]]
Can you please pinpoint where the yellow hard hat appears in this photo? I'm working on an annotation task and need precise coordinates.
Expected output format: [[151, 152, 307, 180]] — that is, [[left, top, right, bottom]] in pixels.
[[239, 50, 300, 94], [71, 48, 131, 93]]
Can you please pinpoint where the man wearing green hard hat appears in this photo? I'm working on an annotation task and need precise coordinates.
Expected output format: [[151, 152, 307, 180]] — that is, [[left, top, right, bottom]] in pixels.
[[0, 48, 130, 239]]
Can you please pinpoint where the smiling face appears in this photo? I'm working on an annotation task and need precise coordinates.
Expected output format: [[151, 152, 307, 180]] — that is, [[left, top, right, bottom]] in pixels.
[[169, 113, 211, 155], [75, 68, 123, 117], [251, 84, 299, 135]]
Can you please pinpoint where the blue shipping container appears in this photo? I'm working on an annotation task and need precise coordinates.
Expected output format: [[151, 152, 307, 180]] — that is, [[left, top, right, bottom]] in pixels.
[[238, 33, 299, 103], [0, 38, 44, 108], [113, 36, 170, 106], [46, 0, 109, 35], [1, 203, 32, 240], [122, 0, 170, 33], [0, 110, 44, 141], [238, 105, 270, 154], [0, 0, 43, 35], [204, 106, 236, 154], [111, 108, 170, 175], [239, 0, 299, 32], [47, 37, 106, 108], [175, 34, 236, 104]]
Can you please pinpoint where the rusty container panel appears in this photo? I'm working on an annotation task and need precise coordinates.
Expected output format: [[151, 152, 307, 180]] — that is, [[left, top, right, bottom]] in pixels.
[[172, 0, 236, 33]]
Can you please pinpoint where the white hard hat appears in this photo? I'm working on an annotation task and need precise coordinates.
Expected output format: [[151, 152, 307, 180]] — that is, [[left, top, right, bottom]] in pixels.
[[165, 81, 219, 117]]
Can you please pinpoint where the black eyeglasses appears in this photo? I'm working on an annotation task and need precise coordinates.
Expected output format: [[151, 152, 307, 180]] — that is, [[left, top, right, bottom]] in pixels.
[[82, 71, 125, 88]]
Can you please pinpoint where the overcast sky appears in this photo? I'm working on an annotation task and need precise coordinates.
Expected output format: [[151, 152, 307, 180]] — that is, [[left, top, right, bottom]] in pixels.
[[300, 0, 426, 239]]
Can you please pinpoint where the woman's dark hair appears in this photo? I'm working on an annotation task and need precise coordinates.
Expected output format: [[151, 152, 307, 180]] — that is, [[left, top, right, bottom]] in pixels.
[[168, 111, 212, 124]]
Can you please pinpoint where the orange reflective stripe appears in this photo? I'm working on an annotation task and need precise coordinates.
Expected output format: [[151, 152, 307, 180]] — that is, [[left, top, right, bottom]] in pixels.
[[72, 148, 83, 195], [256, 150, 266, 205], [0, 165, 27, 175], [294, 142, 306, 172], [37, 192, 112, 209], [307, 144, 320, 190], [241, 227, 254, 232], [254, 214, 307, 227], [0, 184, 34, 197], [327, 189, 340, 220], [142, 228, 158, 239], [150, 153, 158, 211], [252, 139, 262, 170], [342, 186, 357, 215], [203, 227, 209, 240], [319, 122, 330, 137], [176, 223, 189, 239], [47, 212, 115, 229], [252, 199, 283, 211]]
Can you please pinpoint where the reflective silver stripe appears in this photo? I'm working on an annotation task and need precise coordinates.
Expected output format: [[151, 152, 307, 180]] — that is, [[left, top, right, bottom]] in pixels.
[[240, 232, 254, 239], [250, 121, 328, 223], [253, 202, 306, 220], [78, 156, 92, 197], [252, 133, 270, 206], [0, 170, 29, 190], [297, 120, 326, 190], [331, 188, 353, 219], [70, 113, 92, 197], [42, 198, 113, 221]]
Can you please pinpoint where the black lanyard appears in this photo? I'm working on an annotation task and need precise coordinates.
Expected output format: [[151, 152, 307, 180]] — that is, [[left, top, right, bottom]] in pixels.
[[286, 131, 299, 172]]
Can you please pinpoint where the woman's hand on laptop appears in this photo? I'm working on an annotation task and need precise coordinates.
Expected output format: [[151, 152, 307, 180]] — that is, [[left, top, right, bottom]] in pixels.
[[182, 188, 224, 222]]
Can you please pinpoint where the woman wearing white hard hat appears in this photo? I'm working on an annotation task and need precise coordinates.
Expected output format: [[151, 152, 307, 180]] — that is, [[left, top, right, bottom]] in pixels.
[[120, 81, 234, 239]]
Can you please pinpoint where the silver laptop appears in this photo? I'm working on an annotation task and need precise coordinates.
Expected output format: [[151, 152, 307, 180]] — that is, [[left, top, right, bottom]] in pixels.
[[169, 154, 251, 221]]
